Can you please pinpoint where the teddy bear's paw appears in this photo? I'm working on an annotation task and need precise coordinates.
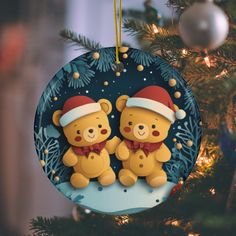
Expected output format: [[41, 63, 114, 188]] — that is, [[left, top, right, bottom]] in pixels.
[[106, 136, 122, 154], [70, 173, 89, 189], [155, 144, 172, 163], [118, 169, 137, 187], [146, 172, 167, 188], [63, 150, 78, 167], [98, 168, 116, 186], [116, 145, 130, 160]]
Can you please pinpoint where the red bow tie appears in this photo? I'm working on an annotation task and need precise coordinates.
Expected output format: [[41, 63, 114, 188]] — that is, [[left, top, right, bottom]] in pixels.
[[72, 141, 107, 157], [124, 139, 163, 156]]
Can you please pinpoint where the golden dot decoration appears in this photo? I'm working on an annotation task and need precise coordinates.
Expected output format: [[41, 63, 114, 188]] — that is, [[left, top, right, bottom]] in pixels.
[[116, 72, 121, 77], [54, 176, 60, 182], [137, 65, 144, 71], [176, 143, 182, 150], [173, 138, 177, 142], [73, 72, 80, 79], [92, 52, 100, 60], [40, 160, 45, 167], [187, 140, 193, 147], [53, 96, 58, 101], [123, 53, 128, 59], [52, 170, 56, 175], [44, 149, 49, 155], [199, 121, 203, 126], [119, 46, 129, 53], [104, 81, 109, 86], [174, 91, 181, 98], [173, 104, 179, 111], [168, 78, 177, 87]]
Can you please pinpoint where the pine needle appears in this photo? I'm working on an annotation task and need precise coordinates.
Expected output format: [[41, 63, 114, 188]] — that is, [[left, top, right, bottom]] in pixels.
[[60, 29, 102, 51]]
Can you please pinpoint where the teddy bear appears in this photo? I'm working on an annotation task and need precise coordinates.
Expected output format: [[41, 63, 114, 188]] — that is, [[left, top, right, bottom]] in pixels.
[[52, 95, 120, 189], [115, 86, 186, 188]]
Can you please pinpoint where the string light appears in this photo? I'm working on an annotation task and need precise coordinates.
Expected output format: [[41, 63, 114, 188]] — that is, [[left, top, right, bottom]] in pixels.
[[188, 233, 200, 236], [204, 56, 211, 68], [209, 188, 216, 195], [115, 215, 130, 226], [165, 219, 181, 226], [189, 141, 220, 179], [181, 49, 188, 56], [215, 69, 228, 79], [152, 24, 159, 34], [85, 209, 91, 214]]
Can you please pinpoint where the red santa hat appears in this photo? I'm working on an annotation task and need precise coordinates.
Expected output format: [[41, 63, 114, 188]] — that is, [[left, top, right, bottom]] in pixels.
[[126, 86, 186, 124], [59, 96, 101, 127]]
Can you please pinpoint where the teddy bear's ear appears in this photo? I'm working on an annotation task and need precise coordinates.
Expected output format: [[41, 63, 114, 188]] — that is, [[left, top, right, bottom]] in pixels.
[[116, 95, 129, 112], [52, 110, 63, 127], [98, 99, 112, 115]]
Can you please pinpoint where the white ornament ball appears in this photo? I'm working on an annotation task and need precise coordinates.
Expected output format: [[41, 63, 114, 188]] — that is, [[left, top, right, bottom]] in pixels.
[[176, 109, 186, 120], [179, 0, 229, 50]]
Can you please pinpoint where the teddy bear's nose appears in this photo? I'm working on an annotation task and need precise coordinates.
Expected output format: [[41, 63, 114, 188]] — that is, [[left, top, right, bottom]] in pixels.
[[88, 129, 94, 133], [139, 125, 144, 130]]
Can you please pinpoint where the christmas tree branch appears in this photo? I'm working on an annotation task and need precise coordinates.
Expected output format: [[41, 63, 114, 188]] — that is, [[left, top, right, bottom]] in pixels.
[[123, 16, 236, 84], [30, 216, 81, 236], [123, 18, 157, 40], [122, 9, 145, 21], [166, 0, 195, 13], [60, 29, 102, 51]]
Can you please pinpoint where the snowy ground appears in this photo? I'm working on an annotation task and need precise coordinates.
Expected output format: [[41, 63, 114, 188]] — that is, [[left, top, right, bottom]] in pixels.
[[56, 180, 176, 215]]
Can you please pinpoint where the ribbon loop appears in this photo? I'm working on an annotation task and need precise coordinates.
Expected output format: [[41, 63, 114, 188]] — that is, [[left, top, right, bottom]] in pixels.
[[114, 0, 122, 64]]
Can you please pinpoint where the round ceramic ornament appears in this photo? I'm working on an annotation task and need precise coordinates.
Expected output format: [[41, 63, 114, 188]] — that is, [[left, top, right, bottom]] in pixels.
[[34, 47, 202, 215]]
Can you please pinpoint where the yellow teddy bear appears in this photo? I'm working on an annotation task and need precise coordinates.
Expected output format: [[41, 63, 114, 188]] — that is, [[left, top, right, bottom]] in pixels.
[[115, 86, 186, 188], [53, 96, 120, 189]]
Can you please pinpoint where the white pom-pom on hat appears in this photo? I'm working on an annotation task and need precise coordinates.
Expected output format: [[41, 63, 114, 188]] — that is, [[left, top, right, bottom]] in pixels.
[[175, 109, 186, 120]]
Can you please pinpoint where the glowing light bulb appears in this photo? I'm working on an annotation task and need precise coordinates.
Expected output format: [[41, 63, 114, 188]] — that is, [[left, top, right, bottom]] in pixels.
[[209, 188, 216, 195], [152, 24, 159, 34], [182, 49, 188, 56], [204, 56, 211, 68]]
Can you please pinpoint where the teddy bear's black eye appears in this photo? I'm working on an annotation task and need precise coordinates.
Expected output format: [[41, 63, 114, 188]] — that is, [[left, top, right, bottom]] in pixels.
[[128, 121, 133, 126], [152, 124, 156, 129], [77, 130, 80, 134], [98, 124, 102, 128]]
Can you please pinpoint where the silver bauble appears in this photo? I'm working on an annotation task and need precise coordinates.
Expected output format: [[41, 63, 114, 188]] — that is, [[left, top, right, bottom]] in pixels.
[[179, 0, 229, 50]]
